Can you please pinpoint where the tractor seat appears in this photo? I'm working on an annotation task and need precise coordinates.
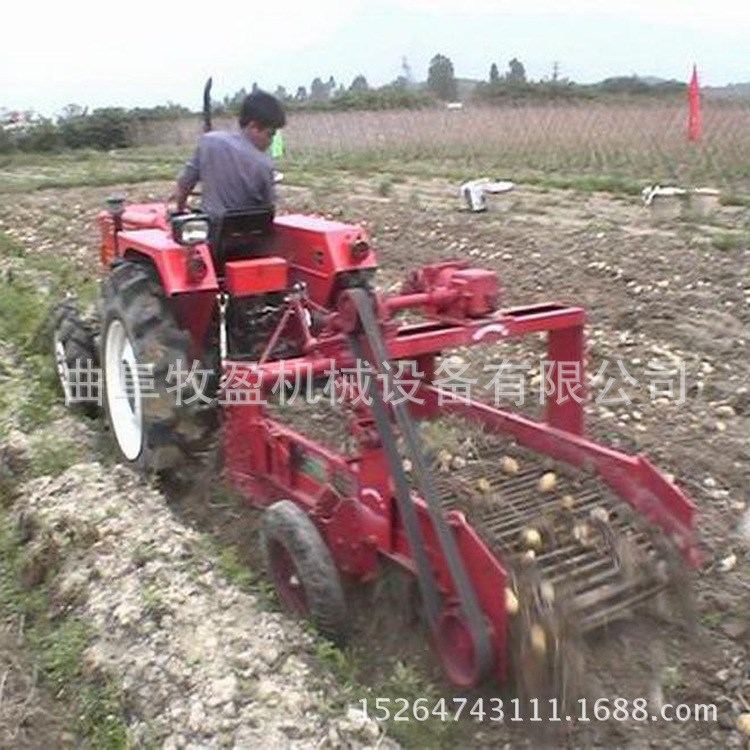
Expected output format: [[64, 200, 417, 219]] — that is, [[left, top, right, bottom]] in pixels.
[[211, 207, 275, 272]]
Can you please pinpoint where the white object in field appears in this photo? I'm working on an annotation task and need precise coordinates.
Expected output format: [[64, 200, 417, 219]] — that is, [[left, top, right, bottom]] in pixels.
[[461, 178, 515, 212], [691, 187, 720, 216], [642, 184, 720, 220], [462, 180, 487, 212], [273, 170, 285, 183], [641, 184, 688, 221], [446, 101, 463, 110], [641, 185, 687, 206], [483, 180, 515, 194]]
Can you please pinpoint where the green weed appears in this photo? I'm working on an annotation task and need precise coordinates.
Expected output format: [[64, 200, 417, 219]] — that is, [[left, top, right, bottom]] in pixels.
[[216, 546, 256, 590], [0, 515, 130, 748], [28, 435, 81, 477], [711, 231, 748, 251], [377, 175, 395, 197]]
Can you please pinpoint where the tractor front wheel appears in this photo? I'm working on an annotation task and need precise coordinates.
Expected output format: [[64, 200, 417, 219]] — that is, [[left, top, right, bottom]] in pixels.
[[101, 261, 216, 475], [262, 500, 348, 644]]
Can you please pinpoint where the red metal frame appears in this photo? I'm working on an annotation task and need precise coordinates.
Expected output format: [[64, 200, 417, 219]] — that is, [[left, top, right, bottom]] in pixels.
[[221, 288, 697, 687], [100, 202, 699, 687]]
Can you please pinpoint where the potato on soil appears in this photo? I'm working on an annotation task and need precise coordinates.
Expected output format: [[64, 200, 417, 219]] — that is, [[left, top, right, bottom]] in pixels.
[[451, 455, 467, 470], [500, 456, 519, 475], [476, 477, 492, 494], [530, 624, 547, 656], [437, 449, 452, 472], [538, 472, 557, 492], [560, 494, 575, 511], [520, 527, 543, 551], [590, 506, 610, 523]]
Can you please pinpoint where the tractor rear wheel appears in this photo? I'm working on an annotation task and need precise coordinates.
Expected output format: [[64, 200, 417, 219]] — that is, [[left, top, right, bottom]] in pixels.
[[100, 261, 216, 475], [262, 500, 348, 644], [50, 300, 100, 417]]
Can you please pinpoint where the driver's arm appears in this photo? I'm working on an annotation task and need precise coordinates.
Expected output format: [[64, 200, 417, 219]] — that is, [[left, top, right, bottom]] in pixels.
[[172, 180, 194, 213], [172, 144, 201, 212]]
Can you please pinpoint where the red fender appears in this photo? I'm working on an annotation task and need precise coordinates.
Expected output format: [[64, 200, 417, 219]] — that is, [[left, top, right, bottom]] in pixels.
[[117, 230, 218, 295]]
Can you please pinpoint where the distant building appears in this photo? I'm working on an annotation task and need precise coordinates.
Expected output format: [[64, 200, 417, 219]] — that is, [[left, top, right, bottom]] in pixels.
[[0, 110, 40, 131]]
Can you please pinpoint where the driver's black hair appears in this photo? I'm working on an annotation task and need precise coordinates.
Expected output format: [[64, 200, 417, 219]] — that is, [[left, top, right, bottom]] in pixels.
[[238, 91, 286, 129]]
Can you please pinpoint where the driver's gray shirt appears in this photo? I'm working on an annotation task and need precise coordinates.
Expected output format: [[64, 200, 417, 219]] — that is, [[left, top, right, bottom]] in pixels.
[[177, 130, 276, 220]]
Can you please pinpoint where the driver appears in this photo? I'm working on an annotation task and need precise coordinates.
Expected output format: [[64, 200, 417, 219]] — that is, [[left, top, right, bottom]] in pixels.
[[172, 90, 286, 222]]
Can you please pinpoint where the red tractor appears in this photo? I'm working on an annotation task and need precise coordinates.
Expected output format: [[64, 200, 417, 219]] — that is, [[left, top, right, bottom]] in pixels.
[[52, 197, 698, 692]]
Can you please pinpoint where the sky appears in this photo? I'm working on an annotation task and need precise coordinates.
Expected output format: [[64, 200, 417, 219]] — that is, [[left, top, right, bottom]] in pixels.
[[2, 0, 749, 115]]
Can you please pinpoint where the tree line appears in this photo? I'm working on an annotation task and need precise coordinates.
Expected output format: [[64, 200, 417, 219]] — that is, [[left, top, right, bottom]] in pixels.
[[0, 103, 192, 154], [1, 54, 689, 154], [218, 54, 686, 114]]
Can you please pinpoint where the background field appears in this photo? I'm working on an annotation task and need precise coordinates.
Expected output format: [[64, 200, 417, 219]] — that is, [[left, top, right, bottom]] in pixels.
[[4, 100, 750, 200]]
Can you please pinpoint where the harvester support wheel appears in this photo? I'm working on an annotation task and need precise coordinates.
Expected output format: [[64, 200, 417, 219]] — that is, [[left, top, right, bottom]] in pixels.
[[100, 261, 216, 475], [435, 607, 485, 688], [50, 299, 100, 417], [262, 500, 348, 644]]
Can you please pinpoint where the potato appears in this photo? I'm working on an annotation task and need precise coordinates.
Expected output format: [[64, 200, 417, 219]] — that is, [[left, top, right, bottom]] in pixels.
[[451, 455, 467, 470], [736, 713, 750, 736], [437, 449, 452, 471], [402, 459, 413, 473], [560, 494, 576, 511], [520, 527, 543, 551], [538, 472, 557, 492], [530, 624, 547, 656], [505, 587, 519, 615], [522, 549, 536, 563], [500, 456, 519, 475], [476, 477, 492, 494], [573, 522, 591, 545], [590, 506, 610, 524], [540, 581, 555, 605]]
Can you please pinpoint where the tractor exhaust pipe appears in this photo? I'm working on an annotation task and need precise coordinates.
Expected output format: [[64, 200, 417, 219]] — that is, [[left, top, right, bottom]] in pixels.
[[203, 77, 213, 133]]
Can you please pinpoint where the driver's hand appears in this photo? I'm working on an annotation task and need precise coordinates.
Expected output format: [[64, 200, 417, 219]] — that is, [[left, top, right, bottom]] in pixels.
[[166, 197, 185, 218]]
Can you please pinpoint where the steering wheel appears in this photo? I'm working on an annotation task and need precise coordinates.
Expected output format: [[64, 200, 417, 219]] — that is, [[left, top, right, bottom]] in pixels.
[[166, 189, 203, 220]]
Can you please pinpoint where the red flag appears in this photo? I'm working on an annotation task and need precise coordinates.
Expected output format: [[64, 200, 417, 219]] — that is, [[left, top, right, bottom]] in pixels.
[[688, 64, 702, 142]]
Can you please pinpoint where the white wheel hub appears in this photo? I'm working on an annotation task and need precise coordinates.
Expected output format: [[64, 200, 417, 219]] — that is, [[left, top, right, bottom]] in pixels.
[[104, 319, 143, 461]]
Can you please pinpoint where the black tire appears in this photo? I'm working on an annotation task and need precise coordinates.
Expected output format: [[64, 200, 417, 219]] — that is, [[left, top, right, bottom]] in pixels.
[[100, 261, 217, 475], [50, 300, 100, 417], [262, 500, 348, 644]]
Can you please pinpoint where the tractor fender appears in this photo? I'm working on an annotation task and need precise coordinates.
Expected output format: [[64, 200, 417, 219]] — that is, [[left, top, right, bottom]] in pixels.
[[118, 229, 219, 295]]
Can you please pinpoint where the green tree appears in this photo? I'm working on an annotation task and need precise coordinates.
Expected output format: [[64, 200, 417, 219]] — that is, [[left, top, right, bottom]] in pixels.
[[427, 53, 458, 101], [295, 86, 307, 102], [350, 74, 369, 93], [59, 103, 86, 120], [489, 63, 500, 84], [310, 77, 328, 101], [223, 87, 247, 110], [507, 58, 526, 85]]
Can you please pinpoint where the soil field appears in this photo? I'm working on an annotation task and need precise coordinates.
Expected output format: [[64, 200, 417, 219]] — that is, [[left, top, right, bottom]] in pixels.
[[0, 170, 748, 749]]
